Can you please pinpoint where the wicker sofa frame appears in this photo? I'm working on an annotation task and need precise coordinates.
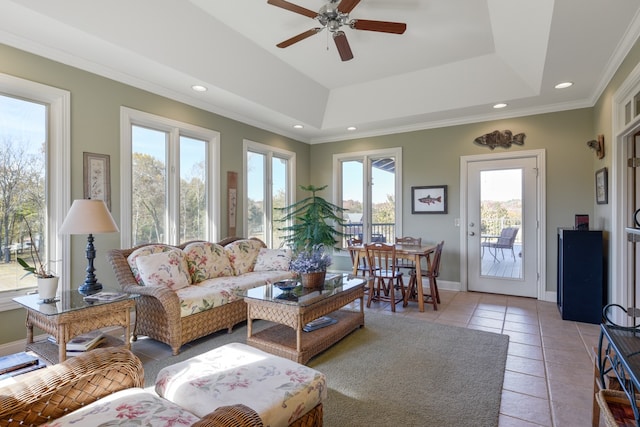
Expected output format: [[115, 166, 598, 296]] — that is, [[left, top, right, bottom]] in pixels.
[[0, 347, 264, 427], [107, 237, 264, 355]]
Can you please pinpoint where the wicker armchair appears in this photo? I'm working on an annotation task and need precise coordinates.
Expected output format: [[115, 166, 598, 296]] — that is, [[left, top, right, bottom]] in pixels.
[[107, 237, 263, 355], [0, 347, 142, 426], [0, 347, 264, 427]]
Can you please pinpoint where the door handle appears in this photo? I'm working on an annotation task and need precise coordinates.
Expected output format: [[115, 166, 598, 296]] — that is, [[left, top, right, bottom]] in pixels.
[[468, 232, 475, 236]]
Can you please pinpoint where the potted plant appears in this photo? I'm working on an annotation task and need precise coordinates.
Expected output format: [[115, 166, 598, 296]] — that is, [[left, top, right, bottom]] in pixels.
[[288, 244, 333, 288], [277, 184, 347, 287], [17, 217, 58, 302]]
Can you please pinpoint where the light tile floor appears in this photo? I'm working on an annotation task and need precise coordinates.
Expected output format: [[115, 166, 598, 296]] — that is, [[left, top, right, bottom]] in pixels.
[[129, 289, 601, 427]]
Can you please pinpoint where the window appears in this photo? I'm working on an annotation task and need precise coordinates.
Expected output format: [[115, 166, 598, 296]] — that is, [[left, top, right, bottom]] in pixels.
[[0, 74, 70, 310], [120, 108, 220, 247], [333, 148, 402, 246], [243, 140, 295, 248]]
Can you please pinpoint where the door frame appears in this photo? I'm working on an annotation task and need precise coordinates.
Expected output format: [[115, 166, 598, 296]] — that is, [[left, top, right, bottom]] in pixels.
[[459, 149, 547, 300]]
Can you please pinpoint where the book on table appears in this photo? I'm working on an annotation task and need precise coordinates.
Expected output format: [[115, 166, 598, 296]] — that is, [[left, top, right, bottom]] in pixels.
[[0, 352, 39, 375], [83, 291, 127, 302], [303, 316, 338, 332], [65, 330, 106, 352]]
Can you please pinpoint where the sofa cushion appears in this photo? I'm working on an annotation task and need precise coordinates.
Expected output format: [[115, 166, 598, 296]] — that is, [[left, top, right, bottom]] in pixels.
[[253, 247, 292, 272], [184, 241, 233, 282], [156, 342, 326, 427], [40, 387, 200, 427], [175, 270, 295, 317], [135, 249, 191, 291], [127, 244, 174, 285], [224, 239, 264, 275]]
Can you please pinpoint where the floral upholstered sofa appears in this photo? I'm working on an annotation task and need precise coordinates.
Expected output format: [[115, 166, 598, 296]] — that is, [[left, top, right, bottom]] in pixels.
[[108, 237, 294, 355]]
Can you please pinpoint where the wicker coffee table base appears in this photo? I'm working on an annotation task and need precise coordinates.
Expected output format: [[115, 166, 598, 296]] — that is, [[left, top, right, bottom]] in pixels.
[[247, 309, 363, 364], [246, 283, 365, 364]]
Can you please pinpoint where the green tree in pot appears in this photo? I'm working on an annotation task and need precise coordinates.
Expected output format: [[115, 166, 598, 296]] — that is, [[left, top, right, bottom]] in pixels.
[[277, 185, 347, 288]]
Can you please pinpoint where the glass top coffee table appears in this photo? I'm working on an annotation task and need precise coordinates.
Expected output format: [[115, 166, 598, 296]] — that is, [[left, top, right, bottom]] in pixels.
[[244, 273, 367, 364]]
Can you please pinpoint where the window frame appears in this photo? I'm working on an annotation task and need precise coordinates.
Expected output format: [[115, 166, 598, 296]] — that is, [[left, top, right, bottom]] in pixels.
[[332, 147, 403, 248], [242, 140, 296, 248], [0, 74, 70, 311], [120, 107, 220, 247]]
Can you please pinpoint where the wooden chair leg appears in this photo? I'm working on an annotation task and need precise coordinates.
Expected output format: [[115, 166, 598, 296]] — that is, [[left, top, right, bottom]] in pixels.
[[429, 276, 438, 311]]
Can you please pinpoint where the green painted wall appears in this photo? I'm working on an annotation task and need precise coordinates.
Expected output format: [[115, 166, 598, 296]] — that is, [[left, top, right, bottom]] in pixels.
[[311, 109, 595, 291], [0, 43, 310, 345]]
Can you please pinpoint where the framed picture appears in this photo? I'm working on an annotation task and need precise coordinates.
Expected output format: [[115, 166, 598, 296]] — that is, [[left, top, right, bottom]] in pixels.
[[595, 167, 608, 205], [412, 185, 448, 214], [83, 152, 111, 210]]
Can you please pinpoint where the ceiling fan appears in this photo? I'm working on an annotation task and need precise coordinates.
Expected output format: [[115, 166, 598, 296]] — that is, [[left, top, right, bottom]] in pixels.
[[267, 0, 407, 61]]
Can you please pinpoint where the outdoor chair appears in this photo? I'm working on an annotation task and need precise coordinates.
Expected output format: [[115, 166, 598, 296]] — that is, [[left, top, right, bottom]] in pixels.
[[405, 240, 444, 311], [365, 242, 405, 312], [481, 227, 519, 262]]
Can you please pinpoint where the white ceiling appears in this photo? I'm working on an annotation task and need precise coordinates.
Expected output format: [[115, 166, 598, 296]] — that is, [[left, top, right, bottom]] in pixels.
[[1, 0, 640, 144]]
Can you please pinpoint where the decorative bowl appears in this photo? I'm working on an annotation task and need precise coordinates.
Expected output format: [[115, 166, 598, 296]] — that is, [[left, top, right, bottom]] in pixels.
[[273, 280, 298, 292]]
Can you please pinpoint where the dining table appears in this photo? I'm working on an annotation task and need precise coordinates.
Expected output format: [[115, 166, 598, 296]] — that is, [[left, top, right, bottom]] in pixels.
[[347, 242, 437, 312]]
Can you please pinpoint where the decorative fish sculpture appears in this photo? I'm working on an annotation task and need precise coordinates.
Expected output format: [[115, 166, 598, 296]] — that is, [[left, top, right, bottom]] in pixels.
[[473, 130, 526, 150], [418, 195, 441, 205]]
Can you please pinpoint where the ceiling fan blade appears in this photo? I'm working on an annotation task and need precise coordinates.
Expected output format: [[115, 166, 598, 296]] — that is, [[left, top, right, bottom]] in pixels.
[[276, 28, 322, 48], [351, 19, 407, 34], [337, 0, 361, 14], [333, 31, 354, 61], [267, 0, 318, 19]]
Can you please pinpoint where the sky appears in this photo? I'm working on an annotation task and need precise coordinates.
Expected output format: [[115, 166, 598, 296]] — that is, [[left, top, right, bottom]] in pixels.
[[481, 169, 522, 201]]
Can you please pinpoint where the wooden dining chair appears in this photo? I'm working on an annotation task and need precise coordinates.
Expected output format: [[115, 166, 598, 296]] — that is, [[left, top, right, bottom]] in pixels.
[[404, 240, 444, 311], [394, 236, 422, 273], [365, 242, 405, 312], [348, 237, 371, 277]]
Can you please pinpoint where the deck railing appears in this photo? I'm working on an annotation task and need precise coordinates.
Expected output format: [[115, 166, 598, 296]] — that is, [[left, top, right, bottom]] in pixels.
[[343, 223, 396, 244]]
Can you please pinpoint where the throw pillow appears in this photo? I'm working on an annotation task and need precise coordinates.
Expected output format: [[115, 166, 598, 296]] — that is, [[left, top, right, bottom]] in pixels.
[[253, 247, 292, 271], [224, 239, 264, 275], [184, 242, 234, 282], [127, 244, 174, 285], [135, 249, 191, 291]]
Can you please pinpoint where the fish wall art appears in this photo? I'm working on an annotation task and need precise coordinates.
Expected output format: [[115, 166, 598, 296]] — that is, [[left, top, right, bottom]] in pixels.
[[473, 130, 526, 150]]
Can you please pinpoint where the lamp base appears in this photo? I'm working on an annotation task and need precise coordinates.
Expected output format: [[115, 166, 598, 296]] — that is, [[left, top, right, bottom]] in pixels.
[[78, 282, 103, 296]]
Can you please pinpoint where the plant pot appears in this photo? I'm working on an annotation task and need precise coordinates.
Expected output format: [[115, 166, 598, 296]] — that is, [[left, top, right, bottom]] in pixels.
[[37, 276, 59, 302], [300, 271, 326, 289]]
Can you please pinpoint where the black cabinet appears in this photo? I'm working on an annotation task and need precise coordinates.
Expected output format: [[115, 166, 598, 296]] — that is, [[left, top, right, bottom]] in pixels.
[[557, 229, 604, 324]]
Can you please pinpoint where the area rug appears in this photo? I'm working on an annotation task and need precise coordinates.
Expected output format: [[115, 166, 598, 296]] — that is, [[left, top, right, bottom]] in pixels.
[[142, 311, 509, 427]]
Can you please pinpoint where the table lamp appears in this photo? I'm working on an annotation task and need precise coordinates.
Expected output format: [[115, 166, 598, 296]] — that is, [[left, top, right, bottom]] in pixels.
[[59, 199, 119, 295]]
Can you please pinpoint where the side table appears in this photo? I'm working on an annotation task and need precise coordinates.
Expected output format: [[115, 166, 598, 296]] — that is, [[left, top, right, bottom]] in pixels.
[[13, 290, 135, 364]]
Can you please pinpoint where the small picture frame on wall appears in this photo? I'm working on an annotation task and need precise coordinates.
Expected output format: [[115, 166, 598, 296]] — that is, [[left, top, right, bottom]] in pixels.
[[411, 185, 448, 214], [83, 152, 111, 210], [595, 167, 608, 205]]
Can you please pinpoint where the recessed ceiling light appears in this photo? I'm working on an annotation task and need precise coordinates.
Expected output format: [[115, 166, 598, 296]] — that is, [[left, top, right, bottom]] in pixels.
[[347, 126, 357, 131], [293, 124, 304, 129], [555, 82, 573, 89], [493, 103, 507, 109], [191, 85, 207, 92]]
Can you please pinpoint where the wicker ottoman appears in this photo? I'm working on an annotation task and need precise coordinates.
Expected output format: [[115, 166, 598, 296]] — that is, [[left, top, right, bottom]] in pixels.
[[155, 342, 326, 427]]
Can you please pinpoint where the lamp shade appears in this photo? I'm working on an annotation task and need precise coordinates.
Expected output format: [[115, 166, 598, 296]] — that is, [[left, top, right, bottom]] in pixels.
[[59, 199, 119, 235]]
